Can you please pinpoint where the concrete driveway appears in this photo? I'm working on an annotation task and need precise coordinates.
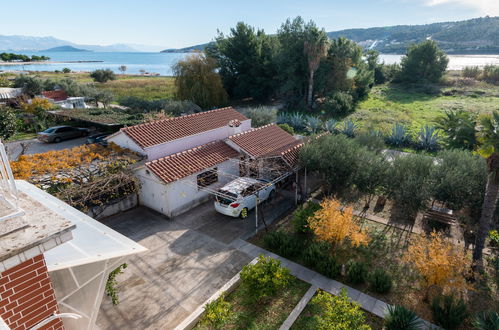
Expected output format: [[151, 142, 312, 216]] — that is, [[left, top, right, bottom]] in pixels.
[[96, 206, 252, 330], [6, 137, 87, 160], [96, 189, 297, 330]]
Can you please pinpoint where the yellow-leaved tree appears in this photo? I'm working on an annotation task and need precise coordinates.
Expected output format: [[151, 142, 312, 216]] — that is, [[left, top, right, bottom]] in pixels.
[[308, 198, 369, 248], [403, 231, 472, 299], [21, 97, 54, 113]]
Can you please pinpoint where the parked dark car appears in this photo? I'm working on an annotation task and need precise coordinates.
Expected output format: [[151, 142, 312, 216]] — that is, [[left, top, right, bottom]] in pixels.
[[86, 133, 110, 146], [37, 126, 90, 143]]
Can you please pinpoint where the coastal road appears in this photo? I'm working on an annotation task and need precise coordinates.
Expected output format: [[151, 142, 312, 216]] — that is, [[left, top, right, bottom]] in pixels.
[[6, 137, 87, 160]]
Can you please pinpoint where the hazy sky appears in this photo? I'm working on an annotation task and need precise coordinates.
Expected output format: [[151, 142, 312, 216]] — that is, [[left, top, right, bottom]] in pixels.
[[0, 0, 497, 48]]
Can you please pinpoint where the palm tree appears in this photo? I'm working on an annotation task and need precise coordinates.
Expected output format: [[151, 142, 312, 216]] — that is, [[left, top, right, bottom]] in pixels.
[[304, 26, 329, 109], [474, 111, 499, 267]]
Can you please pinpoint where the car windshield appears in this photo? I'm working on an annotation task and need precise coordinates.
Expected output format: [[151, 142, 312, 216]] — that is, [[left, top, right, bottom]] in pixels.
[[216, 190, 238, 205], [42, 128, 56, 133]]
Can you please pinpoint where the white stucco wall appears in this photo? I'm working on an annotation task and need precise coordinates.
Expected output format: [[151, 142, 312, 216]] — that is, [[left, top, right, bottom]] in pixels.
[[107, 132, 145, 155], [135, 159, 239, 217], [143, 119, 251, 161]]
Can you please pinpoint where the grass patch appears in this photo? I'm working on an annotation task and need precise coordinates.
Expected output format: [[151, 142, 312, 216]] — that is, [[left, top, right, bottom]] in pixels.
[[6, 132, 38, 141], [97, 76, 175, 100], [350, 81, 499, 132], [291, 291, 384, 330], [196, 277, 310, 330]]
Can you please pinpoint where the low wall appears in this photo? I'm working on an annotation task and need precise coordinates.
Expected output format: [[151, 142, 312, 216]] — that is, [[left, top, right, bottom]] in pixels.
[[86, 193, 137, 220]]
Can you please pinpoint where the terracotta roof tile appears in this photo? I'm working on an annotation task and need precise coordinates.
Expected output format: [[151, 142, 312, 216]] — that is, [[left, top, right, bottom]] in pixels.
[[122, 107, 248, 148], [146, 141, 239, 183], [41, 90, 68, 102], [229, 124, 299, 158]]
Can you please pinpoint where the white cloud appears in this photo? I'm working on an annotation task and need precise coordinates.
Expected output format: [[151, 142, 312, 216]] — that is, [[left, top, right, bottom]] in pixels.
[[424, 0, 499, 16]]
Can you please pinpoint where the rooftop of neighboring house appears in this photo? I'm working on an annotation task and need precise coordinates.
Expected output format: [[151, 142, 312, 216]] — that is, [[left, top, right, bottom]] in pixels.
[[145, 140, 239, 183], [117, 107, 249, 149], [41, 90, 68, 102], [0, 87, 22, 100], [228, 124, 301, 159]]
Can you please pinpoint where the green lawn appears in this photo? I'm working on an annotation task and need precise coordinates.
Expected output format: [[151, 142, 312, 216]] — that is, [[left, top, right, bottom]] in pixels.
[[196, 277, 310, 330], [349, 80, 499, 133], [6, 132, 38, 142]]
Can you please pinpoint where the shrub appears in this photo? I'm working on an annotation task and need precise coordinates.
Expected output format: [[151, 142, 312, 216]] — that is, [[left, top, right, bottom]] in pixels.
[[323, 119, 338, 133], [489, 230, 499, 247], [431, 294, 467, 330], [13, 75, 44, 96], [462, 66, 481, 79], [119, 97, 202, 116], [472, 311, 499, 330], [90, 69, 116, 83], [354, 131, 385, 153], [322, 91, 354, 118], [240, 255, 291, 302], [482, 65, 499, 85], [302, 241, 341, 278], [305, 116, 322, 134], [398, 40, 448, 83], [385, 305, 424, 330], [339, 120, 357, 138], [62, 67, 71, 74], [415, 125, 440, 151], [240, 106, 278, 127], [288, 113, 306, 131], [0, 107, 18, 140], [346, 260, 368, 284], [263, 231, 303, 258], [199, 295, 232, 329], [292, 202, 321, 234], [386, 123, 411, 147], [310, 289, 370, 330], [278, 123, 294, 135], [368, 269, 392, 293]]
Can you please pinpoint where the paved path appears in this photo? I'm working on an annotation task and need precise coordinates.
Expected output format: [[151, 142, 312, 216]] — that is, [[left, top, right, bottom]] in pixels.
[[231, 239, 437, 329], [279, 285, 318, 330]]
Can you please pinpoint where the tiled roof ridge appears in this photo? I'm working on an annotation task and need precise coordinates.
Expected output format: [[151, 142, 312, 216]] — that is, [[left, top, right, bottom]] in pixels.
[[146, 140, 228, 165], [279, 141, 304, 156], [228, 123, 276, 139], [122, 107, 238, 132]]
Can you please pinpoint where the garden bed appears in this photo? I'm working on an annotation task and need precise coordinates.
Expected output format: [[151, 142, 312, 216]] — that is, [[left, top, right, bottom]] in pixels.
[[195, 277, 309, 330], [291, 290, 384, 330]]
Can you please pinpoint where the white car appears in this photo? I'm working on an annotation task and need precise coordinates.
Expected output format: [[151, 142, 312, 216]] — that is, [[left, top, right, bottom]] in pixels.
[[214, 177, 276, 218]]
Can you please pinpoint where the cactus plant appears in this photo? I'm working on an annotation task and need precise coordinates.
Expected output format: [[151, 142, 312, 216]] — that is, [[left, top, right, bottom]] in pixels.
[[386, 123, 411, 147]]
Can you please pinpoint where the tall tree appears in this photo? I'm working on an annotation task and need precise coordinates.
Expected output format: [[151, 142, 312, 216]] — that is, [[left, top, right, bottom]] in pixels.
[[398, 40, 449, 83], [172, 53, 228, 108], [474, 111, 499, 266], [303, 24, 329, 108], [206, 22, 277, 101]]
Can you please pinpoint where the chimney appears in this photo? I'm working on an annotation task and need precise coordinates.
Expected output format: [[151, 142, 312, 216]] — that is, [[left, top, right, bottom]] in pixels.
[[228, 119, 242, 136]]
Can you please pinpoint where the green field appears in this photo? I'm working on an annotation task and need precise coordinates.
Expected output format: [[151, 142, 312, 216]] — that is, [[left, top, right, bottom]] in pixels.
[[3, 71, 175, 101], [349, 75, 499, 133]]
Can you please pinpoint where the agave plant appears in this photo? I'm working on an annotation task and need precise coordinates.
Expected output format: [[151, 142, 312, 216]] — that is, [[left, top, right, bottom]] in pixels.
[[288, 113, 305, 130], [416, 125, 440, 151], [472, 310, 499, 330], [385, 305, 424, 330], [339, 120, 357, 138], [386, 123, 411, 147], [323, 119, 338, 133], [305, 116, 322, 134], [276, 113, 289, 125]]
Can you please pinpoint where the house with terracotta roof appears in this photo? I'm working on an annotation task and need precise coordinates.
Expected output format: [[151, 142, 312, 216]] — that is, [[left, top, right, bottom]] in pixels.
[[41, 90, 87, 109], [128, 121, 302, 217], [107, 107, 251, 161]]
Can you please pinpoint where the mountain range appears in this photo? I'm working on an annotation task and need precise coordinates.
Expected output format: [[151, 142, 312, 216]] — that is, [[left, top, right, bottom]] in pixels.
[[0, 35, 165, 52], [161, 16, 499, 54]]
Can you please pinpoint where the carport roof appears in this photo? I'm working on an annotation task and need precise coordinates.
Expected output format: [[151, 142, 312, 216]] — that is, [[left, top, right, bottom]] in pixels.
[[146, 140, 240, 184], [228, 124, 301, 159]]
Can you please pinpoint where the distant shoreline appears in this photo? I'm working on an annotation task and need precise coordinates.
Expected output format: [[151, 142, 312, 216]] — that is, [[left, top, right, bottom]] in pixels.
[[0, 60, 104, 65]]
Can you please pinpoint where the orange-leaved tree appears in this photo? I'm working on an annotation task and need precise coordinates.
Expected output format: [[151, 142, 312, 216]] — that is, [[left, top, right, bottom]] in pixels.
[[308, 198, 369, 248], [403, 231, 472, 299], [21, 97, 54, 114]]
